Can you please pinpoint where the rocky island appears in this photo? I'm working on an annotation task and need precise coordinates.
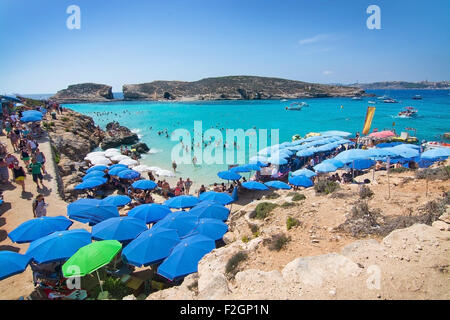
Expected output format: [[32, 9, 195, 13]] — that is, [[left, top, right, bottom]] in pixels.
[[123, 76, 365, 101], [50, 83, 115, 103]]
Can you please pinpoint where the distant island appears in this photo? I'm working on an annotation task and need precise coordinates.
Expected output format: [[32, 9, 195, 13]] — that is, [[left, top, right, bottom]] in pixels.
[[348, 81, 450, 90], [50, 76, 365, 103]]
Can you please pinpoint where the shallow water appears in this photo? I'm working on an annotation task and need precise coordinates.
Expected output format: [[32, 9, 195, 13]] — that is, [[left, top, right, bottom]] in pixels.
[[66, 89, 450, 185]]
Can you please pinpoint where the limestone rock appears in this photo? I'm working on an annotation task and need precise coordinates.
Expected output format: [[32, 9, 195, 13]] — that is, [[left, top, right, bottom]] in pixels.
[[51, 83, 114, 103], [100, 121, 139, 149]]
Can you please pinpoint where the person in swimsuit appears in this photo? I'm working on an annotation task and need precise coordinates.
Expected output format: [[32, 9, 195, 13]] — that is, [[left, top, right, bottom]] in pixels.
[[34, 148, 47, 174]]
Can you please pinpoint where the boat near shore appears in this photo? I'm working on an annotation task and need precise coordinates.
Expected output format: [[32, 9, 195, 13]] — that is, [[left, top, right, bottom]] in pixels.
[[285, 102, 309, 110]]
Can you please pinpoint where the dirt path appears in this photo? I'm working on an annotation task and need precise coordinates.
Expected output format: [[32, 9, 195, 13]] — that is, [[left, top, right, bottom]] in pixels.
[[0, 133, 87, 300]]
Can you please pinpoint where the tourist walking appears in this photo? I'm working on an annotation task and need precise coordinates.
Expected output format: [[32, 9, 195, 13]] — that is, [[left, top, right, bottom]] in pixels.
[[28, 158, 45, 189], [32, 194, 48, 218], [34, 148, 47, 174], [172, 160, 177, 173], [12, 162, 26, 192]]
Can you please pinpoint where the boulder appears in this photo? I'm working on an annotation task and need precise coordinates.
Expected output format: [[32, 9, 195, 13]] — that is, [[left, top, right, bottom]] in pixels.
[[101, 121, 139, 149], [131, 142, 150, 154]]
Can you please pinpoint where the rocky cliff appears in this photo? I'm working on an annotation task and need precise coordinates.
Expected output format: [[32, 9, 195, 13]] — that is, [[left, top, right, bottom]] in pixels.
[[123, 76, 365, 101], [50, 83, 114, 103]]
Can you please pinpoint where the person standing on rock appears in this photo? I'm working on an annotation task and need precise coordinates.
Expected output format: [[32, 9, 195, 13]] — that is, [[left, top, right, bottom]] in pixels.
[[32, 194, 47, 218]]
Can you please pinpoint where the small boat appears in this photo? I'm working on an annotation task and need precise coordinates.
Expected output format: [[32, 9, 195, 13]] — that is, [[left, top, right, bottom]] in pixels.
[[412, 95, 422, 100], [351, 96, 363, 100], [281, 99, 288, 102], [286, 102, 309, 110], [383, 98, 398, 103], [368, 100, 376, 104], [377, 95, 388, 100], [398, 106, 418, 118]]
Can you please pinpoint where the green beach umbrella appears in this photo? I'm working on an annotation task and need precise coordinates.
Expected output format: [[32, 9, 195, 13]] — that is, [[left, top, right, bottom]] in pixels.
[[62, 240, 122, 278]]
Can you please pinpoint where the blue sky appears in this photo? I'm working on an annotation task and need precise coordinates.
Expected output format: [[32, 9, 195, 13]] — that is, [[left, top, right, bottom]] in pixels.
[[0, 0, 449, 94]]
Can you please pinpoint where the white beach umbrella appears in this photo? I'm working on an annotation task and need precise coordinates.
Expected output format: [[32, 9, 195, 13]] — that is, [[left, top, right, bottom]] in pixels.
[[86, 151, 106, 158], [132, 165, 152, 173], [147, 166, 162, 172], [90, 157, 112, 165], [104, 149, 121, 158], [111, 154, 131, 162], [119, 159, 139, 166], [156, 169, 175, 177]]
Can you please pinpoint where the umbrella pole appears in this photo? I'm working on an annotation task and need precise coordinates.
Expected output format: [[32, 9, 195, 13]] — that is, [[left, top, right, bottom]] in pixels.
[[96, 270, 103, 292]]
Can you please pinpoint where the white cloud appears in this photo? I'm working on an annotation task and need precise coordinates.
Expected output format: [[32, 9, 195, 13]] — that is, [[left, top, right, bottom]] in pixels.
[[323, 70, 333, 75], [299, 34, 329, 45]]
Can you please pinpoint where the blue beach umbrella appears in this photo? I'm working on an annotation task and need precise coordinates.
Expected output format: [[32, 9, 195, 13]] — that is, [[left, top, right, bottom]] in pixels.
[[164, 195, 200, 209], [82, 171, 106, 181], [242, 181, 270, 191], [8, 216, 73, 244], [131, 179, 157, 190], [122, 228, 181, 267], [421, 148, 450, 160], [74, 178, 107, 190], [67, 198, 119, 224], [322, 159, 345, 168], [217, 171, 241, 181], [0, 251, 31, 281], [26, 229, 92, 264], [86, 165, 108, 173], [92, 217, 148, 242], [20, 115, 43, 123], [347, 159, 376, 170], [267, 156, 288, 165], [102, 195, 132, 207], [198, 191, 233, 205], [189, 202, 230, 221], [334, 149, 370, 162], [314, 162, 338, 173], [0, 95, 21, 103], [366, 148, 397, 159], [157, 234, 215, 281], [230, 165, 251, 173], [189, 218, 228, 241], [289, 175, 314, 188], [385, 146, 419, 159], [296, 149, 315, 157], [117, 169, 140, 180], [108, 166, 128, 176], [22, 110, 43, 117], [153, 211, 199, 238], [291, 168, 317, 178], [244, 164, 261, 171], [127, 203, 172, 224], [108, 163, 128, 170], [265, 180, 291, 190]]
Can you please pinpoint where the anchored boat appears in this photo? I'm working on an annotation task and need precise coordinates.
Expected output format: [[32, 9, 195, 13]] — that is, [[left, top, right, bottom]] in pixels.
[[285, 102, 309, 110]]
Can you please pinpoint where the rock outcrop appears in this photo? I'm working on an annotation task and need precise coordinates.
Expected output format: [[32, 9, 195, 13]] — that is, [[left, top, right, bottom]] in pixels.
[[123, 76, 365, 101], [50, 83, 114, 103], [44, 110, 105, 199], [147, 221, 450, 300], [100, 121, 139, 149]]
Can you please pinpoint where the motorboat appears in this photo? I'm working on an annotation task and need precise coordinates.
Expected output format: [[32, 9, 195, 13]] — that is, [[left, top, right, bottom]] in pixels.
[[398, 106, 418, 118], [412, 95, 422, 100], [286, 102, 309, 110], [368, 100, 376, 104], [383, 98, 399, 103], [351, 96, 363, 100]]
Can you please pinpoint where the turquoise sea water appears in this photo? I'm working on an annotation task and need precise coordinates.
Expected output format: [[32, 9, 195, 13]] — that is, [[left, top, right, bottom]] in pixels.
[[65, 89, 450, 185]]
